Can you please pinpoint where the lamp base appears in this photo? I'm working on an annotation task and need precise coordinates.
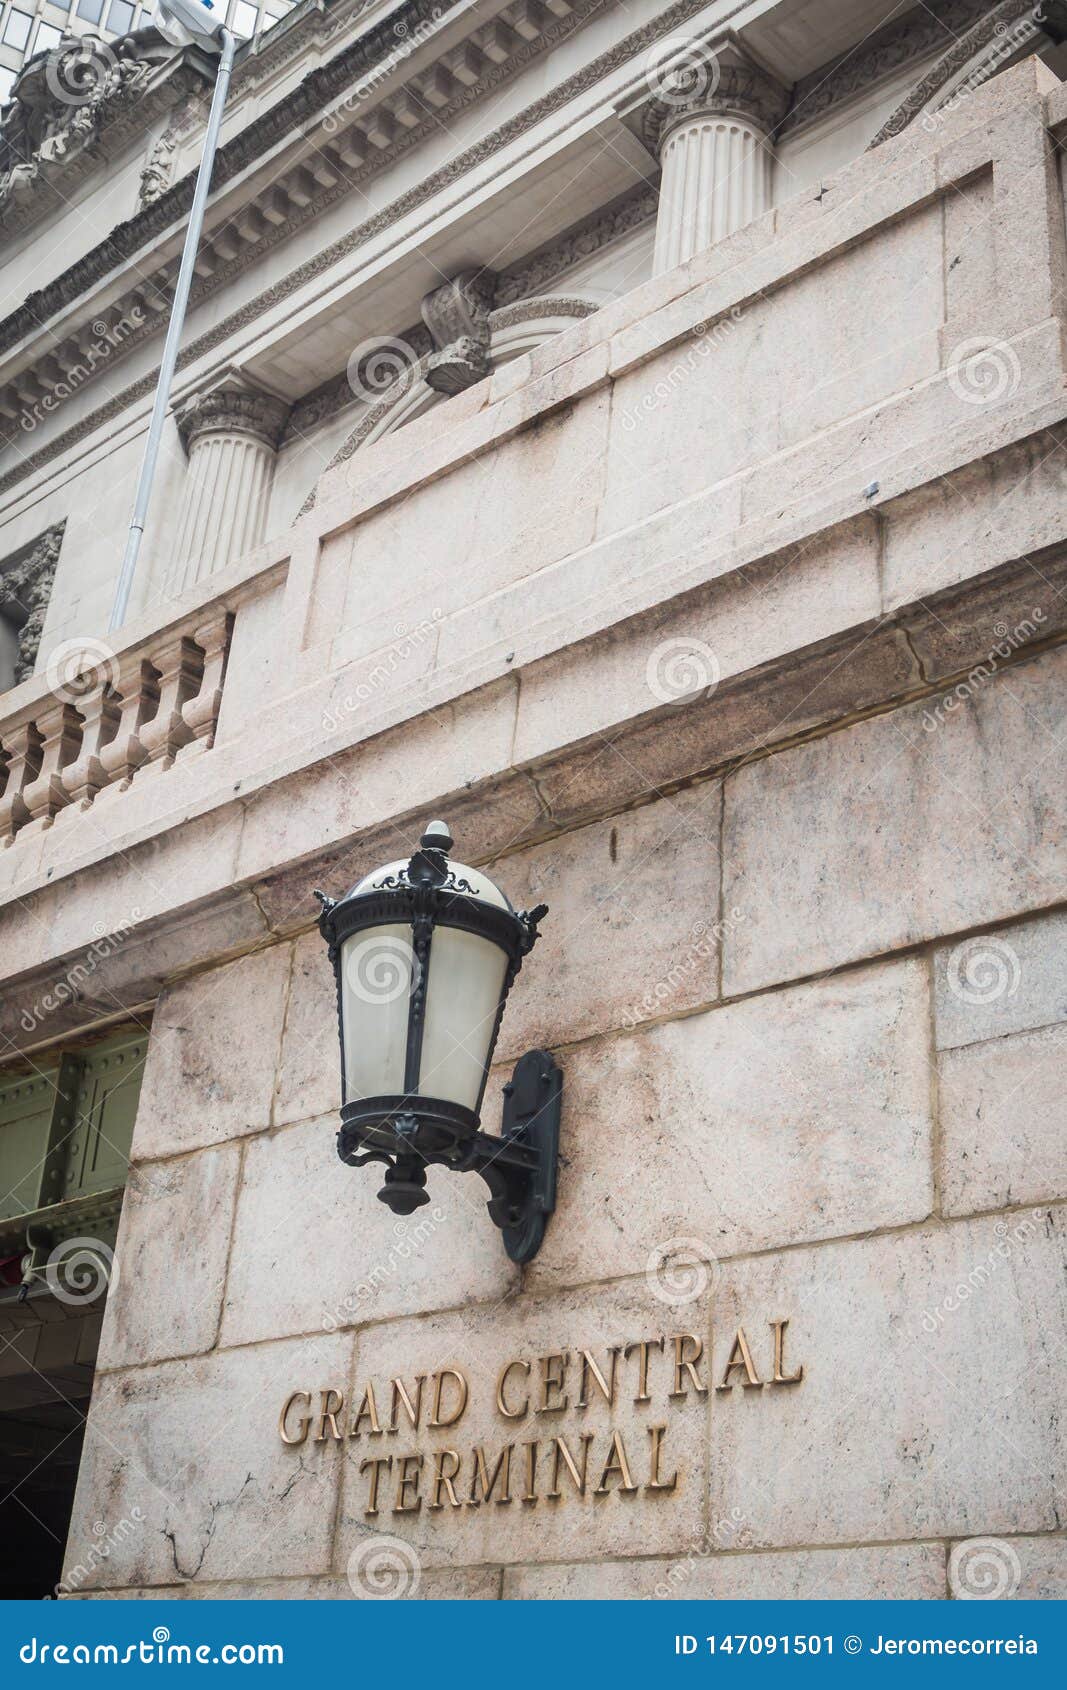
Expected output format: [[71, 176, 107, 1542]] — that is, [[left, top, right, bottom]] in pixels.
[[335, 1051, 561, 1263]]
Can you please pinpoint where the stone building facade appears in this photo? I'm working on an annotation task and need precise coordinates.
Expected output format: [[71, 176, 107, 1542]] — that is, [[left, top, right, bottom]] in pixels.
[[0, 0, 1066, 1601]]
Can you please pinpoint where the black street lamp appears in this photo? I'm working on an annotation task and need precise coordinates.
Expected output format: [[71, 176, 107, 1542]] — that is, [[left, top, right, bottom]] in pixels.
[[315, 821, 561, 1263]]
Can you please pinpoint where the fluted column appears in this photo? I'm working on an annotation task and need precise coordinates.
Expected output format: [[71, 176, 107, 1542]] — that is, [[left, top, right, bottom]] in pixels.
[[647, 56, 788, 278], [168, 381, 289, 596]]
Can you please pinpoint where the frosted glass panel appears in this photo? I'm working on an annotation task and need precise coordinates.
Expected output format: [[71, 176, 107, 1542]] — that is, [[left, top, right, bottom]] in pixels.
[[341, 924, 414, 1100], [418, 926, 507, 1110]]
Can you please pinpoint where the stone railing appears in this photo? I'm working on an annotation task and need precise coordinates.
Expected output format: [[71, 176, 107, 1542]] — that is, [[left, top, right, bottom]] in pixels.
[[0, 609, 231, 845]]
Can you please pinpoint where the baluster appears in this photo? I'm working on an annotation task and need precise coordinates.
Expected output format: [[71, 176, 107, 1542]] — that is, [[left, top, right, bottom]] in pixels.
[[56, 684, 121, 818], [19, 701, 82, 834], [136, 633, 202, 774], [0, 720, 42, 844], [93, 658, 156, 805], [175, 611, 231, 763]]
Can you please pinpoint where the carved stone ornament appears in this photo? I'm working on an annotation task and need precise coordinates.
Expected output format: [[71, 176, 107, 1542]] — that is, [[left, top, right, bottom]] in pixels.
[[420, 269, 498, 395], [0, 523, 65, 685], [139, 128, 178, 210], [867, 0, 1067, 148], [175, 381, 291, 455], [643, 52, 791, 156], [0, 30, 173, 222]]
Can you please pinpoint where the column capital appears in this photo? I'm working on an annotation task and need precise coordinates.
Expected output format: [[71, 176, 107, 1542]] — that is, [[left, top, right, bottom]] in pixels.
[[643, 48, 789, 156], [176, 378, 290, 454]]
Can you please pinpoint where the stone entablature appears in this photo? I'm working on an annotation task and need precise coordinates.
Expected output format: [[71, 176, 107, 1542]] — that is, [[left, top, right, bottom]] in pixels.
[[0, 0, 610, 460], [0, 57, 1064, 1046]]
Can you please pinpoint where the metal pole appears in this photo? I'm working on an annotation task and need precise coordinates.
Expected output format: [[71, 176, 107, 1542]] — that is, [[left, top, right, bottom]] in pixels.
[[109, 29, 237, 633]]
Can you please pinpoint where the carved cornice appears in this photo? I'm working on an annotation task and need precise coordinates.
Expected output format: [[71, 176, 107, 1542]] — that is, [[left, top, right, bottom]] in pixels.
[[176, 383, 291, 452], [781, 0, 990, 137], [644, 60, 790, 154], [867, 0, 1067, 148], [0, 0, 711, 497], [0, 522, 65, 685]]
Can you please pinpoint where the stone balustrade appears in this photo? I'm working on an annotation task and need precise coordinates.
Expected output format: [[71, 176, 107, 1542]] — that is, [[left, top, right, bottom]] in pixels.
[[0, 609, 232, 845]]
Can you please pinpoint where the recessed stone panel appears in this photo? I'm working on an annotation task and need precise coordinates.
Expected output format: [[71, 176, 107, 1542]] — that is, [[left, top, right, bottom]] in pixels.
[[933, 909, 1067, 1052], [527, 958, 932, 1290], [939, 1025, 1067, 1215], [99, 1144, 242, 1370], [709, 1210, 1067, 1546], [63, 1332, 352, 1590], [722, 648, 1067, 995], [132, 945, 291, 1159], [334, 1280, 709, 1570], [220, 1114, 517, 1347], [492, 785, 722, 1061]]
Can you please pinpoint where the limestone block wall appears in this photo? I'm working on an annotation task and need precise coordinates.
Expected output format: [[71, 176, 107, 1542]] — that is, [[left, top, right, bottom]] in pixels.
[[62, 636, 1067, 1599], [0, 53, 1061, 1601]]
